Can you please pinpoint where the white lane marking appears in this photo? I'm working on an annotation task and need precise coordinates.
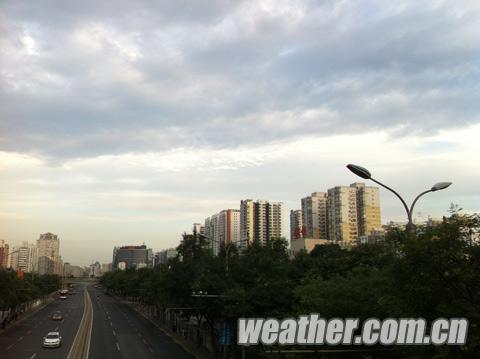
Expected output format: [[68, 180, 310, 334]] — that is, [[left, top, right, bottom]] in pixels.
[[30, 354, 37, 359], [18, 336, 24, 341], [54, 326, 58, 331], [7, 343, 14, 349], [110, 321, 113, 327], [143, 339, 147, 345], [112, 330, 116, 337], [116, 342, 120, 351]]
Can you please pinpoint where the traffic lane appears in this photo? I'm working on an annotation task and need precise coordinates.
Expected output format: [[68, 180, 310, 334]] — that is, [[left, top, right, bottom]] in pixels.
[[89, 287, 156, 359], [1, 284, 85, 359], [88, 285, 121, 359], [119, 303, 193, 359], [90, 287, 193, 359], [0, 284, 86, 359]]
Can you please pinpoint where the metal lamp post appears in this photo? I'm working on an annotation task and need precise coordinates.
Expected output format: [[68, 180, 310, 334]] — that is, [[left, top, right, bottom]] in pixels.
[[346, 164, 452, 232], [196, 233, 234, 272]]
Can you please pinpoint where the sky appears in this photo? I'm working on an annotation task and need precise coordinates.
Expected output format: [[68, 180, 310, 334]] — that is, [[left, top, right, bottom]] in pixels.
[[1, 0, 479, 266]]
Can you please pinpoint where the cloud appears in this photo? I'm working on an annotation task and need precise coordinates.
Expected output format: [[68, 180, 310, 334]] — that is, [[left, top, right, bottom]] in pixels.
[[1, 0, 479, 160], [1, 1, 479, 264], [1, 123, 479, 264]]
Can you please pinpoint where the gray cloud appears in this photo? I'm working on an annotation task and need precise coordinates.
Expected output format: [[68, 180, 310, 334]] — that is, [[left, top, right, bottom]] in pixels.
[[1, 0, 479, 160]]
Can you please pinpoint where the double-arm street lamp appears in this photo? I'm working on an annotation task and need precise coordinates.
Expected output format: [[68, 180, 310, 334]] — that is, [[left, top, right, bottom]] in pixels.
[[346, 164, 452, 232]]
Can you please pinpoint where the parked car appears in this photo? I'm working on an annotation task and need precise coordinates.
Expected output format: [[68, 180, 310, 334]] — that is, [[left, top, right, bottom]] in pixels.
[[43, 332, 61, 348]]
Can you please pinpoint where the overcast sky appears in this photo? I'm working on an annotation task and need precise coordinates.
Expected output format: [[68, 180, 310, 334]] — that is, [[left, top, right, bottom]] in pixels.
[[1, 0, 479, 266]]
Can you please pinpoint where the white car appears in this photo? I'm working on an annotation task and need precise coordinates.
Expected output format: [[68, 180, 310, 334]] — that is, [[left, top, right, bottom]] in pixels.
[[43, 332, 62, 348]]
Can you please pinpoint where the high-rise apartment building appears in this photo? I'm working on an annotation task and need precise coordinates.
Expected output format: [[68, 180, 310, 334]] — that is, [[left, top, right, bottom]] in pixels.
[[204, 209, 241, 255], [352, 182, 381, 238], [37, 232, 60, 275], [327, 183, 381, 244], [327, 185, 359, 243], [8, 242, 37, 273], [240, 200, 255, 247], [27, 244, 38, 272], [290, 210, 304, 241], [0, 240, 8, 268], [301, 192, 328, 239], [240, 199, 284, 248], [13, 242, 27, 272]]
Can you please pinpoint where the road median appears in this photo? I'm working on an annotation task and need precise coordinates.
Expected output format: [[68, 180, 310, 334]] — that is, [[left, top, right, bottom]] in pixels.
[[67, 287, 93, 359]]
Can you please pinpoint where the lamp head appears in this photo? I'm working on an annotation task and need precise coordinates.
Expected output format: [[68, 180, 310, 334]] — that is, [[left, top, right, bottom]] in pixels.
[[346, 164, 372, 179], [431, 182, 452, 192]]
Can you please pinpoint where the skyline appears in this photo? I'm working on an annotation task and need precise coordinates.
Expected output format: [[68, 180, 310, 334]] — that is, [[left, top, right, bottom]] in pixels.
[[0, 170, 467, 267], [1, 0, 479, 265]]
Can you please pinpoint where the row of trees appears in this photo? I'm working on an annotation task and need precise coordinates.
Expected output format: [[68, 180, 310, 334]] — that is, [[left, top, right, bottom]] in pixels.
[[0, 271, 61, 318], [101, 211, 480, 358]]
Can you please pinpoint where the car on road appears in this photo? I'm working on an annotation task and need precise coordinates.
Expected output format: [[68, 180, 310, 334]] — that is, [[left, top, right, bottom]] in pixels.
[[51, 311, 62, 320], [59, 288, 69, 299], [43, 332, 62, 348]]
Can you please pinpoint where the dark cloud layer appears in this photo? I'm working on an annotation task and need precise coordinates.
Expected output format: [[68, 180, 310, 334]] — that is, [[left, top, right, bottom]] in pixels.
[[1, 0, 479, 159]]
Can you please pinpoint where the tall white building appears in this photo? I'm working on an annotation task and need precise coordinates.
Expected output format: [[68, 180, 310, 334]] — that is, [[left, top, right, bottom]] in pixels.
[[9, 242, 37, 273], [204, 209, 241, 255], [27, 244, 38, 272], [37, 232, 60, 275], [240, 199, 284, 248]]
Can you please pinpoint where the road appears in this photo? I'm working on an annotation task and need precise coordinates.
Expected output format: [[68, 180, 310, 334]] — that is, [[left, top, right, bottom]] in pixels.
[[0, 283, 194, 359], [88, 285, 193, 359], [0, 283, 86, 359]]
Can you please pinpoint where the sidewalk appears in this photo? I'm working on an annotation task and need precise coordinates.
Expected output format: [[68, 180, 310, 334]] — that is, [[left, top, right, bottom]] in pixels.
[[0, 294, 55, 335]]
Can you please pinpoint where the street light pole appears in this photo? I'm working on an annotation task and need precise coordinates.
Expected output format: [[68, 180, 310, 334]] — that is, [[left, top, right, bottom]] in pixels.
[[3, 248, 23, 271], [346, 164, 452, 232], [196, 233, 233, 272]]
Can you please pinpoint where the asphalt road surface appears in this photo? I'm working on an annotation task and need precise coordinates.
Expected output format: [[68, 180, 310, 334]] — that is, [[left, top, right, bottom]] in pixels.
[[0, 284, 193, 359], [88, 285, 193, 359], [0, 283, 85, 359]]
